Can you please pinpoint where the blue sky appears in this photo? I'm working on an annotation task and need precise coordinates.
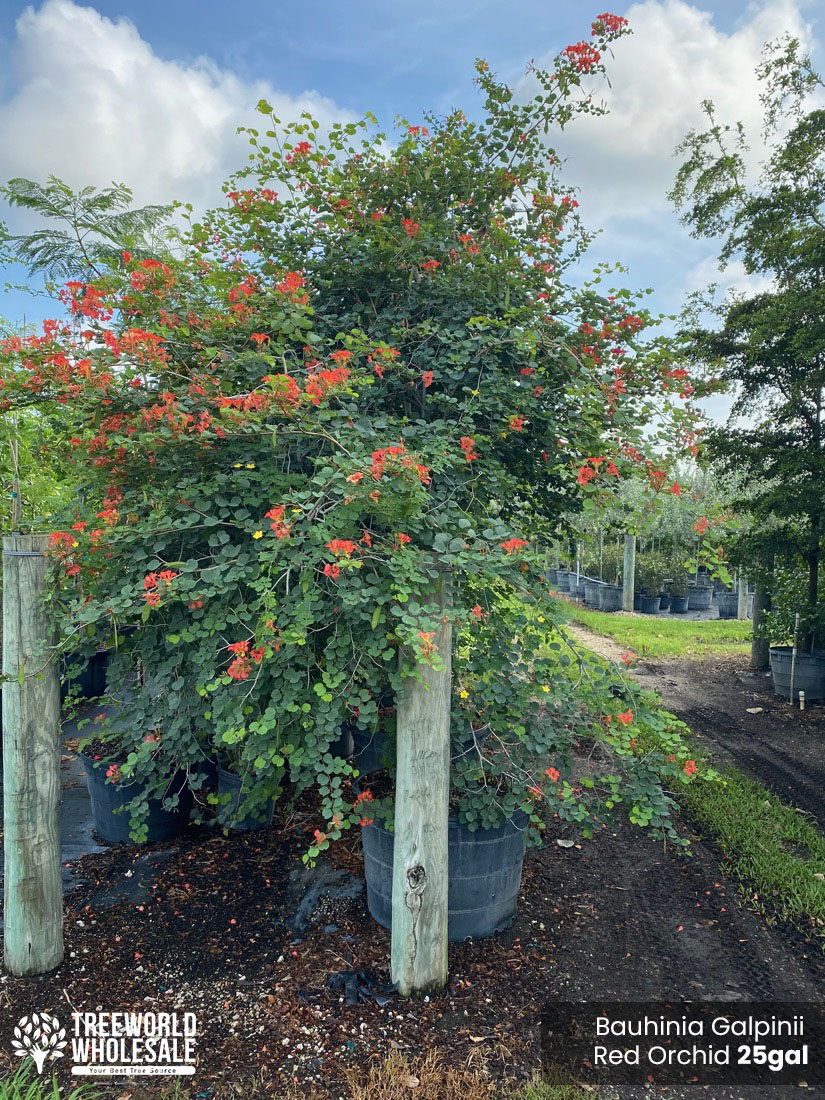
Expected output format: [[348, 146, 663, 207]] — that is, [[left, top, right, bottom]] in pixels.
[[0, 0, 821, 410]]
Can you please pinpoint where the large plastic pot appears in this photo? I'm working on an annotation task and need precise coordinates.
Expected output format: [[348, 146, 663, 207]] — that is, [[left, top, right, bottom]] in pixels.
[[717, 591, 738, 619], [217, 764, 276, 830], [633, 592, 641, 611], [583, 579, 604, 607], [547, 568, 559, 585], [669, 595, 689, 614], [687, 585, 713, 610], [60, 650, 109, 703], [81, 755, 192, 844], [362, 813, 527, 941], [555, 571, 571, 593], [639, 595, 661, 615], [351, 727, 392, 775], [658, 593, 671, 611], [769, 647, 825, 702], [598, 584, 623, 612]]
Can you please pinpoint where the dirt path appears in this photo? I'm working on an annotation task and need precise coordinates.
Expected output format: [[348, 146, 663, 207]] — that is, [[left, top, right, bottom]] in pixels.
[[567, 624, 825, 826]]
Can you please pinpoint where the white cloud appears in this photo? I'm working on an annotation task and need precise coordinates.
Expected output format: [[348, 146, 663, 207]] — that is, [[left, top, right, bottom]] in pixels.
[[536, 0, 811, 225], [0, 0, 354, 223], [684, 255, 776, 298]]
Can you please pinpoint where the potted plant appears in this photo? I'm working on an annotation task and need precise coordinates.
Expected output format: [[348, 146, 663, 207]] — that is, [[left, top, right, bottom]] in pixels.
[[4, 18, 707, 887], [668, 563, 690, 613], [358, 597, 694, 939], [215, 764, 278, 830], [78, 715, 194, 845], [636, 554, 664, 614]]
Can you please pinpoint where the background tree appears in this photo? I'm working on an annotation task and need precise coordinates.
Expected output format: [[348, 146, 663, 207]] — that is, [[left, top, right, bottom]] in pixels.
[[670, 35, 825, 647], [1, 176, 173, 282]]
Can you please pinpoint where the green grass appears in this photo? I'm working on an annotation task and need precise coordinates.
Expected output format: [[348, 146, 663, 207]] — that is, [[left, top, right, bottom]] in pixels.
[[678, 762, 825, 933], [567, 606, 751, 658], [629, 715, 825, 937], [0, 1067, 98, 1100]]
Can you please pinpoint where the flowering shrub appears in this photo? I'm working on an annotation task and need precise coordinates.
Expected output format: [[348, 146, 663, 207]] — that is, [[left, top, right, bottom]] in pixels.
[[1, 14, 708, 846]]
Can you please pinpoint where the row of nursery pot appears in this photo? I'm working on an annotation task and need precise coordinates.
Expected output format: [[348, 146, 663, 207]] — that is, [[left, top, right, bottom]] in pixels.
[[79, 716, 530, 941], [550, 568, 713, 615]]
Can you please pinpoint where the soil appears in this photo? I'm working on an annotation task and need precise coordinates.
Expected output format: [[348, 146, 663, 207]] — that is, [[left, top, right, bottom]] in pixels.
[[568, 625, 825, 827], [1, 643, 823, 1100]]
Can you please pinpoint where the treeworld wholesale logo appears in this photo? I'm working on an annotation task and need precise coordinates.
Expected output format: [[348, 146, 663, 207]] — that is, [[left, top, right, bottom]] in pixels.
[[12, 1014, 67, 1074], [12, 1012, 197, 1076]]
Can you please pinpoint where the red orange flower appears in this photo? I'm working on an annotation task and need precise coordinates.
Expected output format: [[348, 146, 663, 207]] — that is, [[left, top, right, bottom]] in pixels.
[[501, 538, 528, 554]]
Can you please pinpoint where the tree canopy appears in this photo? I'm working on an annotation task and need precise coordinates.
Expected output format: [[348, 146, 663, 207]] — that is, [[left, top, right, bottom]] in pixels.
[[671, 35, 825, 646]]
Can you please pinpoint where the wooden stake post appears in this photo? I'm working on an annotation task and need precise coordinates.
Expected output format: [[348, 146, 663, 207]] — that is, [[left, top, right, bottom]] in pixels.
[[391, 564, 451, 995], [3, 534, 63, 975], [622, 534, 636, 613], [737, 569, 749, 620]]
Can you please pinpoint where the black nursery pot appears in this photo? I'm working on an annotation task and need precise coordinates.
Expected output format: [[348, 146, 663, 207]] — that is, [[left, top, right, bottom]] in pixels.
[[669, 595, 690, 614], [769, 647, 825, 702], [216, 764, 276, 831], [362, 813, 528, 941], [639, 595, 661, 615], [81, 755, 193, 844], [60, 650, 110, 703]]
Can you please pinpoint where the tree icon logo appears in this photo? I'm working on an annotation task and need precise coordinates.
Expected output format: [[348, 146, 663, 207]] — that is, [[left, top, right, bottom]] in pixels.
[[11, 1013, 67, 1074]]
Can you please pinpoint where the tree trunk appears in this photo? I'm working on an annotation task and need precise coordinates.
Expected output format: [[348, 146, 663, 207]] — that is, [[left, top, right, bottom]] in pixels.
[[391, 565, 451, 995], [3, 534, 63, 976], [622, 534, 636, 613], [751, 584, 771, 671], [805, 514, 820, 651]]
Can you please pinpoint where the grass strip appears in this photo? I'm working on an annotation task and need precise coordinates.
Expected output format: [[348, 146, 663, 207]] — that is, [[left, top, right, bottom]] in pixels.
[[565, 606, 751, 659], [676, 759, 825, 935]]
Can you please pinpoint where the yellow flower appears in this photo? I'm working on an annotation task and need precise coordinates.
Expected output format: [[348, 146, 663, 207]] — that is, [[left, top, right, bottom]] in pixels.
[[291, 508, 302, 514], [252, 530, 263, 540], [540, 685, 550, 693], [72, 540, 79, 548], [245, 463, 255, 469], [537, 615, 545, 623], [459, 689, 469, 699], [233, 462, 242, 468], [470, 389, 479, 396]]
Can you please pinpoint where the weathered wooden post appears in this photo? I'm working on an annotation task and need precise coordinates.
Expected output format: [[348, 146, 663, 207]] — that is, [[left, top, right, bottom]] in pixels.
[[622, 534, 636, 613], [391, 563, 451, 995], [736, 568, 749, 620], [3, 534, 63, 975]]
